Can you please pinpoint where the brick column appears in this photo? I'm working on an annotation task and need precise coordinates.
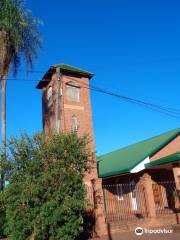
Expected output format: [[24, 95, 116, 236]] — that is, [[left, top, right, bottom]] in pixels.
[[91, 178, 107, 237], [140, 173, 156, 218], [172, 166, 180, 209], [172, 166, 180, 190]]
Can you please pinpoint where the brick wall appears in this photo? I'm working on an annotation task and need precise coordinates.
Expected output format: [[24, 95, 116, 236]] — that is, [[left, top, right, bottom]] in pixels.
[[42, 71, 98, 181]]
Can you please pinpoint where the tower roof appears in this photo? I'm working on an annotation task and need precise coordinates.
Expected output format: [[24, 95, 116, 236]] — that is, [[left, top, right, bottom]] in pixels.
[[36, 63, 94, 89]]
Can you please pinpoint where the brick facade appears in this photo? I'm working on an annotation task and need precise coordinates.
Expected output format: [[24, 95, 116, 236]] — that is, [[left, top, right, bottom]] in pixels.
[[38, 66, 107, 237], [40, 69, 98, 182]]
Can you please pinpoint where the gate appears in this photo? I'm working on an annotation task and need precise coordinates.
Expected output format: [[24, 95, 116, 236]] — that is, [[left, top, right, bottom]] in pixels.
[[152, 181, 179, 215]]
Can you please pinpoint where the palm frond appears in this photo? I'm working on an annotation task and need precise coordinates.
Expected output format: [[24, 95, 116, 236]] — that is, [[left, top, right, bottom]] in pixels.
[[0, 0, 43, 77]]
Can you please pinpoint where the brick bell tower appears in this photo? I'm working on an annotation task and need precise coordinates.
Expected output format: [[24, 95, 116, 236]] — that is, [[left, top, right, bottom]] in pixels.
[[37, 64, 108, 236], [36, 63, 98, 182]]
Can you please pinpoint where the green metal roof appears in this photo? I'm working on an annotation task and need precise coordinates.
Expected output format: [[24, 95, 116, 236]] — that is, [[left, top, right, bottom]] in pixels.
[[36, 63, 94, 89], [98, 128, 180, 178], [145, 152, 180, 168], [52, 64, 94, 77]]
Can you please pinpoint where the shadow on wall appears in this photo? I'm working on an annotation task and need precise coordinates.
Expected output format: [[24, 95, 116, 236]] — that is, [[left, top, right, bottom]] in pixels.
[[78, 209, 95, 240]]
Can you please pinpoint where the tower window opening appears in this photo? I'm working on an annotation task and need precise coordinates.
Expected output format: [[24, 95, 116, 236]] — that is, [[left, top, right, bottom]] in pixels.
[[47, 86, 53, 107], [66, 83, 80, 102], [71, 115, 78, 132]]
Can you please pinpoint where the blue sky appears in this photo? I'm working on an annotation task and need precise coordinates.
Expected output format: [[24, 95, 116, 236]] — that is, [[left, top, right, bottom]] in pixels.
[[1, 0, 180, 155]]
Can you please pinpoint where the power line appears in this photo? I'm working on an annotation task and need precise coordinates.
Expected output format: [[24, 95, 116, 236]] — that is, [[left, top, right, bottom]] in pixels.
[[90, 84, 180, 114], [89, 86, 180, 119], [1, 77, 180, 120]]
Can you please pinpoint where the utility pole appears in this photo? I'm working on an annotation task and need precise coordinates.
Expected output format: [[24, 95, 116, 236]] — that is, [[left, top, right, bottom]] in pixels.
[[56, 67, 61, 133]]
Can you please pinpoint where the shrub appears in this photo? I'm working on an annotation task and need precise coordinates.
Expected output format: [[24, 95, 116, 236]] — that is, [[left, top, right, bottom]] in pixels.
[[0, 190, 6, 237], [3, 132, 92, 240]]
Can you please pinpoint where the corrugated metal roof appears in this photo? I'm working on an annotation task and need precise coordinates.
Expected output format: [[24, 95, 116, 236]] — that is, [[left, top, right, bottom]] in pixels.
[[36, 63, 94, 89], [145, 152, 180, 168], [98, 128, 180, 178]]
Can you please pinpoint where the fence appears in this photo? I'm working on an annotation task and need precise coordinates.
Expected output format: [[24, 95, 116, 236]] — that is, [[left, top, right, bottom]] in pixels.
[[103, 183, 148, 223], [152, 181, 180, 216], [86, 181, 180, 223]]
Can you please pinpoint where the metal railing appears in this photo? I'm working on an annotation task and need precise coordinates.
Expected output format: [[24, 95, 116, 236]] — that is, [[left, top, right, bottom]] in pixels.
[[152, 181, 180, 215], [85, 181, 180, 223], [103, 183, 148, 223]]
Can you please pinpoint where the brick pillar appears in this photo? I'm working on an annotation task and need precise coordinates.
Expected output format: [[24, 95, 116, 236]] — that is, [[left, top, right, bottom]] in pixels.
[[91, 178, 107, 237], [172, 166, 180, 190], [140, 173, 156, 218], [172, 166, 180, 209]]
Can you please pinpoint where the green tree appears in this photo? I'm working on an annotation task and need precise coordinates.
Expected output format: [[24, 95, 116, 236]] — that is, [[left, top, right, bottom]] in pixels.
[[0, 0, 42, 189], [3, 132, 92, 240]]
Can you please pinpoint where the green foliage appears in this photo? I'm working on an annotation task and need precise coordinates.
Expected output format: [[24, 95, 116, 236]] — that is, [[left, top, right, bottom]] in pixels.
[[0, 0, 42, 76], [0, 190, 6, 237], [2, 132, 92, 240]]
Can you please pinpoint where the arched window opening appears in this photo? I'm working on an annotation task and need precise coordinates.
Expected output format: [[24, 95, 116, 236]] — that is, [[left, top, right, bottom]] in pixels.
[[66, 82, 80, 102], [47, 86, 53, 107], [71, 115, 78, 132]]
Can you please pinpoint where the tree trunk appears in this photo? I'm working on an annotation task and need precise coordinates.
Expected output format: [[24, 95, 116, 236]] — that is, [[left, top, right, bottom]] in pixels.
[[0, 31, 8, 78], [1, 78, 7, 154], [0, 31, 10, 190], [0, 76, 8, 191]]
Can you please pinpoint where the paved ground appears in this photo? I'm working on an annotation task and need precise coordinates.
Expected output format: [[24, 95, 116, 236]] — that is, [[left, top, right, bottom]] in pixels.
[[93, 230, 180, 240], [96, 231, 180, 240], [92, 225, 180, 240]]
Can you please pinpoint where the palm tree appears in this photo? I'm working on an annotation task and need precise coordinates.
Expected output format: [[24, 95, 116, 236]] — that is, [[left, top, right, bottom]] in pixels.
[[0, 0, 42, 189]]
